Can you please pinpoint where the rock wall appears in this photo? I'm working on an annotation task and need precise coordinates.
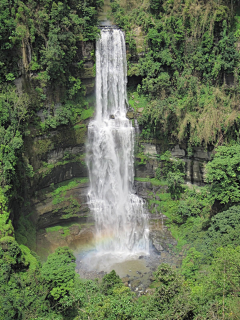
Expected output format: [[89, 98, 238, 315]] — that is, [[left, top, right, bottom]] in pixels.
[[22, 113, 94, 258], [18, 30, 211, 259], [134, 179, 180, 264], [135, 140, 213, 185], [77, 41, 96, 94], [13, 39, 98, 259]]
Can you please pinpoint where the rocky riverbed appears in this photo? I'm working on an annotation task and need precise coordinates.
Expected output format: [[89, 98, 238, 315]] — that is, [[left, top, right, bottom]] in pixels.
[[75, 210, 182, 294]]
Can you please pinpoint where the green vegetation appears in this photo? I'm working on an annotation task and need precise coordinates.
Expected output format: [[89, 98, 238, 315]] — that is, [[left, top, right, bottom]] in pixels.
[[135, 176, 167, 186], [134, 141, 240, 317], [0, 85, 32, 196], [1, 0, 240, 318], [2, 236, 239, 319], [15, 212, 36, 250], [112, 0, 240, 146], [81, 106, 95, 120], [0, 190, 14, 238], [156, 150, 185, 199], [0, 0, 101, 202], [206, 144, 240, 206], [46, 223, 83, 238], [128, 89, 148, 112], [51, 179, 83, 205], [0, 0, 103, 86], [148, 142, 240, 317]]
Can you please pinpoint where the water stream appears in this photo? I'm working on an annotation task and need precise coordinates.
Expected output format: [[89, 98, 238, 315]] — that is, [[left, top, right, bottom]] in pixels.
[[84, 28, 149, 270]]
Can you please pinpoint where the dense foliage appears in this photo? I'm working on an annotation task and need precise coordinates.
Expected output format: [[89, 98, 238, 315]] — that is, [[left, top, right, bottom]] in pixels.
[[0, 0, 102, 85], [112, 0, 240, 146], [156, 150, 185, 199], [206, 144, 240, 206], [0, 0, 102, 198], [1, 238, 240, 319], [0, 0, 240, 319]]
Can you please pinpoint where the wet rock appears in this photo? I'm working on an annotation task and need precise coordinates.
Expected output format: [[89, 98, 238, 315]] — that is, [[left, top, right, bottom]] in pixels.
[[135, 161, 156, 179], [131, 279, 141, 289], [149, 229, 177, 253], [154, 243, 164, 252], [121, 277, 129, 283], [145, 288, 155, 295], [146, 182, 153, 190], [126, 111, 134, 119]]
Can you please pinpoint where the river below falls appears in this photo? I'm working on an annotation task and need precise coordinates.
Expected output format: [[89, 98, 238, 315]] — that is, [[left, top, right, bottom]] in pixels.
[[74, 216, 181, 292]]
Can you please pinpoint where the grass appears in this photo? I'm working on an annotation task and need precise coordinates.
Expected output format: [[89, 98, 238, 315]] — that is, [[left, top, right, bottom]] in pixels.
[[34, 177, 89, 200], [81, 107, 94, 120], [73, 123, 86, 129], [51, 179, 82, 205], [46, 225, 71, 237], [38, 155, 87, 177], [136, 153, 148, 165], [128, 90, 148, 112], [134, 177, 167, 186]]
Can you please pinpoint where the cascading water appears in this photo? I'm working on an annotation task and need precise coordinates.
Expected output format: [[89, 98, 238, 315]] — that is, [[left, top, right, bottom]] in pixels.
[[86, 28, 149, 263]]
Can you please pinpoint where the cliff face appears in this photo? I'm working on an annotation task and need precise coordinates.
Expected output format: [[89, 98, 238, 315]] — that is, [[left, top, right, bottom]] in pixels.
[[22, 116, 94, 257], [13, 40, 96, 258], [17, 35, 213, 258], [134, 141, 212, 185]]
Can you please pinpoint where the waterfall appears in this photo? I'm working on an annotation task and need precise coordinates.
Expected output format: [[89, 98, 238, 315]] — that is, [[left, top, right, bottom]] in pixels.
[[86, 28, 149, 256]]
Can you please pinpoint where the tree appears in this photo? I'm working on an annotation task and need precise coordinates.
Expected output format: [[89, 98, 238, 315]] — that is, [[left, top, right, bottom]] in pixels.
[[0, 85, 30, 193], [194, 246, 240, 319], [205, 144, 240, 205], [157, 151, 185, 199], [152, 263, 195, 319], [202, 205, 240, 257], [0, 0, 19, 83], [0, 236, 47, 319], [101, 270, 122, 295], [41, 247, 76, 311], [167, 172, 185, 200]]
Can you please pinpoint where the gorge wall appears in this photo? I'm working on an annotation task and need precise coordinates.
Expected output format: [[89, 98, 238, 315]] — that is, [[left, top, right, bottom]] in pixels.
[[19, 33, 212, 259], [16, 40, 96, 258]]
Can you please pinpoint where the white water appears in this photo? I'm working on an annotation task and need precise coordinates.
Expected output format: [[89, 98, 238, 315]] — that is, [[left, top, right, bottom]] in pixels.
[[86, 28, 149, 262]]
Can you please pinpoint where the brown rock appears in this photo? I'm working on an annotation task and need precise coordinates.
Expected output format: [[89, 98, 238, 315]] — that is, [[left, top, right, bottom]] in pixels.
[[121, 277, 129, 283], [69, 225, 80, 236], [126, 111, 134, 119], [131, 279, 141, 289]]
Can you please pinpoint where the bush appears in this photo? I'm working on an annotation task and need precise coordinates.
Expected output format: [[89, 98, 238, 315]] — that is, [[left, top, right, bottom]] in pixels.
[[205, 144, 240, 206], [101, 270, 122, 296], [202, 205, 240, 256]]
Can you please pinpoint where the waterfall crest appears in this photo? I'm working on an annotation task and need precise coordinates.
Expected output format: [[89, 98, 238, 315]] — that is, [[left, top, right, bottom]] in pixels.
[[86, 28, 149, 255]]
